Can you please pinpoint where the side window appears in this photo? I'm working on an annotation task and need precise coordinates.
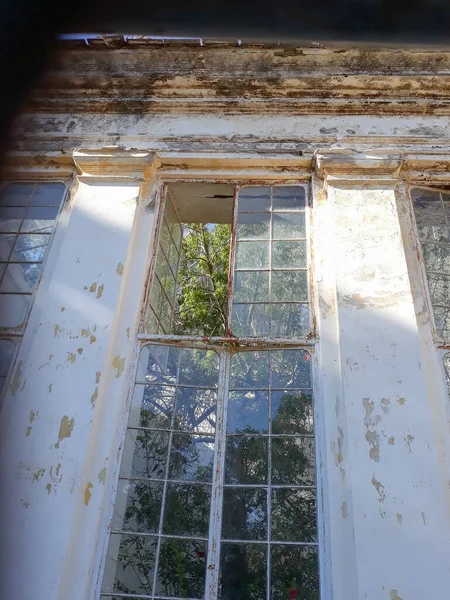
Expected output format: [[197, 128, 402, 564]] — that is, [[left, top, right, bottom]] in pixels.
[[410, 186, 450, 341], [0, 181, 66, 394]]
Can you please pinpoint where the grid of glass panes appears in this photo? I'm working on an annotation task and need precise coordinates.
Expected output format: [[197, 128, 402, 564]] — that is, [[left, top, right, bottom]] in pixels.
[[0, 182, 65, 395], [101, 344, 219, 599], [220, 349, 318, 600], [411, 187, 450, 340], [146, 192, 183, 334], [232, 186, 310, 338]]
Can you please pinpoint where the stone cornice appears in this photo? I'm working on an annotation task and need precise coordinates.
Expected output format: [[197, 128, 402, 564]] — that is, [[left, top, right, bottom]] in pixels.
[[25, 44, 450, 116]]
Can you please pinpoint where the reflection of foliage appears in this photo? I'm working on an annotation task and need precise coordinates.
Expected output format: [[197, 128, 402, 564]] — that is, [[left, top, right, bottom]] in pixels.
[[158, 539, 207, 598], [115, 534, 156, 595], [271, 545, 319, 600], [174, 223, 231, 336], [220, 543, 266, 600], [163, 483, 211, 537]]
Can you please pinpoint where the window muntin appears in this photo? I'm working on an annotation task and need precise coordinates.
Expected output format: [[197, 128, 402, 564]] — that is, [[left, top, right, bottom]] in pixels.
[[101, 183, 320, 600], [0, 181, 66, 395]]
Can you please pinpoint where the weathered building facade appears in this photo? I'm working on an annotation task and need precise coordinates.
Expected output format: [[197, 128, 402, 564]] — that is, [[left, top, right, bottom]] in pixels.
[[1, 38, 450, 600]]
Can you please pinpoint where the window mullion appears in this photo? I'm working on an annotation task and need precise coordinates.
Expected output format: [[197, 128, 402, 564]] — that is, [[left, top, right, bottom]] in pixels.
[[205, 350, 231, 600]]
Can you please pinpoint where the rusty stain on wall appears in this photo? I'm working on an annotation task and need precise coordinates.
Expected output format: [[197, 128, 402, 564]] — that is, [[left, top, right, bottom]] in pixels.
[[55, 416, 75, 449]]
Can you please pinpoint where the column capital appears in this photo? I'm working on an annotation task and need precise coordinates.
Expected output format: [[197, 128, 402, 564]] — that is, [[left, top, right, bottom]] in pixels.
[[314, 150, 402, 185]]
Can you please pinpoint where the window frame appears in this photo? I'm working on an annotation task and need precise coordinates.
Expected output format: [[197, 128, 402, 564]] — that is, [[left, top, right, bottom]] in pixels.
[[98, 173, 329, 600], [0, 178, 69, 401]]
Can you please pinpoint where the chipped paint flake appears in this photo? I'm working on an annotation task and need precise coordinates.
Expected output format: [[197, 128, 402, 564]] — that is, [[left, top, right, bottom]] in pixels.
[[49, 383, 53, 393], [388, 436, 395, 445], [81, 328, 90, 338], [116, 262, 124, 276], [26, 426, 32, 436], [396, 513, 403, 524], [46, 483, 52, 494], [55, 415, 75, 449], [54, 324, 61, 338], [33, 468, 45, 482], [98, 467, 107, 484], [90, 334, 96, 344], [29, 410, 36, 423], [89, 282, 97, 293], [84, 482, 93, 506], [421, 511, 427, 525], [371, 475, 386, 503], [67, 352, 76, 364], [60, 306, 65, 312], [97, 283, 104, 299], [10, 360, 23, 395], [404, 434, 414, 453], [90, 387, 98, 407], [95, 371, 101, 384], [341, 501, 348, 519], [112, 354, 126, 378], [390, 590, 404, 600]]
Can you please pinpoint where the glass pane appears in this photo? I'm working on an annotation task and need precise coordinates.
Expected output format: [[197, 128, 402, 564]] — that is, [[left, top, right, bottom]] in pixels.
[[422, 242, 450, 274], [21, 206, 59, 233], [163, 483, 211, 537], [272, 271, 308, 302], [270, 303, 310, 338], [0, 339, 15, 376], [128, 384, 175, 429], [232, 303, 270, 337], [272, 186, 305, 211], [174, 387, 217, 433], [271, 437, 315, 486], [220, 543, 267, 600], [0, 263, 42, 293], [11, 234, 50, 262], [169, 433, 215, 482], [156, 538, 208, 599], [271, 489, 317, 542], [427, 273, 450, 305], [179, 348, 219, 387], [272, 241, 307, 269], [271, 390, 314, 435], [270, 545, 319, 600], [0, 207, 25, 232], [227, 391, 269, 434], [222, 487, 267, 541], [410, 187, 443, 214], [0, 293, 32, 327], [230, 352, 270, 389], [136, 345, 180, 385], [236, 242, 269, 269], [237, 213, 271, 240], [415, 212, 450, 242], [433, 306, 450, 340], [102, 533, 156, 595], [271, 350, 311, 388], [31, 182, 65, 206], [225, 436, 268, 485], [272, 213, 306, 239], [0, 183, 33, 206], [119, 429, 169, 480], [112, 480, 163, 533], [0, 234, 15, 261], [234, 271, 270, 303], [239, 187, 271, 212]]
